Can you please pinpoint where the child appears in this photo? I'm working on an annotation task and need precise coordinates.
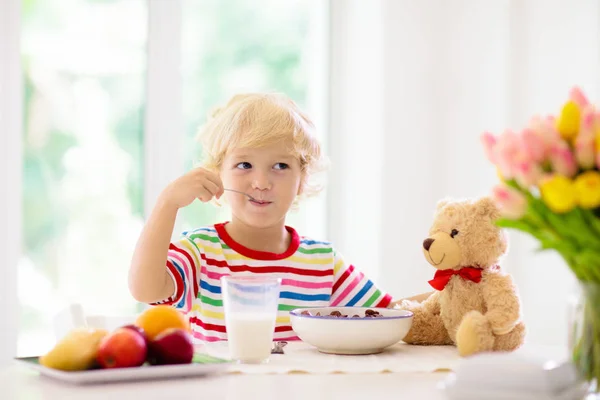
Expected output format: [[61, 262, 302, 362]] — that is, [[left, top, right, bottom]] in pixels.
[[128, 93, 418, 343]]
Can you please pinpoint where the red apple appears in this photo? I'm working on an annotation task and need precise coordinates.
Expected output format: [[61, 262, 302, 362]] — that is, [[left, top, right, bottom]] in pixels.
[[121, 324, 149, 344], [96, 327, 147, 368], [148, 328, 194, 365]]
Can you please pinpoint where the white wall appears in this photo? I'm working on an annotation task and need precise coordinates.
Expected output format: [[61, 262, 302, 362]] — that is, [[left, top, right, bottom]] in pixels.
[[329, 0, 600, 348], [0, 0, 21, 366], [380, 0, 512, 296], [328, 0, 385, 281]]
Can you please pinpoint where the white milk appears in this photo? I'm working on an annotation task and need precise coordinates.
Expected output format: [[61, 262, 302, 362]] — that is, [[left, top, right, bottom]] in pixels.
[[226, 313, 276, 363]]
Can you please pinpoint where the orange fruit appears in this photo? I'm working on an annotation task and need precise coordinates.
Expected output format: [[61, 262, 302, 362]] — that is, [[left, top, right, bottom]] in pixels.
[[135, 305, 190, 340]]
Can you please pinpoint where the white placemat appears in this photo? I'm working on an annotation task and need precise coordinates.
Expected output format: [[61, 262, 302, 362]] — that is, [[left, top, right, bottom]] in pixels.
[[197, 341, 460, 374]]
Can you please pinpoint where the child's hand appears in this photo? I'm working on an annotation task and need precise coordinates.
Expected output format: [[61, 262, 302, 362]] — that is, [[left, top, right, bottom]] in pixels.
[[159, 168, 224, 209]]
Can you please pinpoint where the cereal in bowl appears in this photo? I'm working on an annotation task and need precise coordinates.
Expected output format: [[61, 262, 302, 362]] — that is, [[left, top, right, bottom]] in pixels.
[[299, 309, 384, 318]]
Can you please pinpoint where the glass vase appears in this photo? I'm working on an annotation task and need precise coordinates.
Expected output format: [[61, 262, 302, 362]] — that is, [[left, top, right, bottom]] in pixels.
[[569, 280, 600, 394]]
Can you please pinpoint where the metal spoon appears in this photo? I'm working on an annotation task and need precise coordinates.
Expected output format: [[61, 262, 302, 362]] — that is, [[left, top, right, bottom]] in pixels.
[[223, 188, 259, 202]]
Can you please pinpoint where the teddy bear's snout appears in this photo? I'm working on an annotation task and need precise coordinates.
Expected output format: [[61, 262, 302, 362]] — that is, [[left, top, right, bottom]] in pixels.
[[423, 238, 434, 251]]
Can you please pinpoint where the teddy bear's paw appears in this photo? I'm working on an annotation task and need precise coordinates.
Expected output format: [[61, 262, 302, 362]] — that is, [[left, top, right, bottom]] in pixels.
[[456, 311, 495, 357], [493, 321, 526, 352]]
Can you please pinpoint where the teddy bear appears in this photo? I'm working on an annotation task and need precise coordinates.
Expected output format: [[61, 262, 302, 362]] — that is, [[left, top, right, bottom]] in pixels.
[[397, 197, 525, 357]]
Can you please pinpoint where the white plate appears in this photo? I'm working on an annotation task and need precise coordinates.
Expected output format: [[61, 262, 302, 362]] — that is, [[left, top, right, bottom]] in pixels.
[[290, 306, 413, 355], [16, 354, 232, 385]]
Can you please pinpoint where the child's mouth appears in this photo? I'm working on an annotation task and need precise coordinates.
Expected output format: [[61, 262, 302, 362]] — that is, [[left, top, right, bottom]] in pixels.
[[249, 199, 272, 206]]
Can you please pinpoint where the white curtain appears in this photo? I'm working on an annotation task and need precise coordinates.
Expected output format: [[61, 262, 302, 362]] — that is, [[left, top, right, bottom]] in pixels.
[[329, 0, 600, 348]]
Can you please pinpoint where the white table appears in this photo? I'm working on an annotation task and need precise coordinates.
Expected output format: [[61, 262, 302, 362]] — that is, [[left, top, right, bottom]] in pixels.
[[2, 341, 456, 400], [0, 364, 449, 400], [2, 342, 570, 400]]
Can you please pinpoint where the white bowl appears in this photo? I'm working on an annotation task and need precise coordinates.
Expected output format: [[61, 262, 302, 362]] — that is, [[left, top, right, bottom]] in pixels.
[[289, 307, 413, 355]]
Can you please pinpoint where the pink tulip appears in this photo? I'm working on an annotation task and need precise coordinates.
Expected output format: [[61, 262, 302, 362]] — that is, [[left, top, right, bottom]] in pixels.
[[576, 136, 595, 169], [513, 161, 543, 188], [494, 130, 523, 179], [576, 107, 596, 169], [481, 132, 497, 163], [594, 112, 600, 148], [521, 128, 546, 162], [528, 115, 562, 150], [594, 112, 600, 169], [569, 86, 590, 108], [549, 141, 578, 177], [580, 107, 596, 134], [527, 115, 544, 132], [492, 184, 528, 219]]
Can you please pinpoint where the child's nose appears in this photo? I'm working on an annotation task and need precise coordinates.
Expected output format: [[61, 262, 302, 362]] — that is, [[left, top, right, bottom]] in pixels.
[[252, 173, 271, 190]]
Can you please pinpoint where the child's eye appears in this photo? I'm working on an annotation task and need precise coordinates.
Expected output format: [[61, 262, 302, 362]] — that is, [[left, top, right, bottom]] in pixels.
[[274, 163, 289, 170], [235, 162, 252, 170]]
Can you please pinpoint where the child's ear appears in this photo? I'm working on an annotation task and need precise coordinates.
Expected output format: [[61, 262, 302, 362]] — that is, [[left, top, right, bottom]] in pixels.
[[297, 171, 307, 196]]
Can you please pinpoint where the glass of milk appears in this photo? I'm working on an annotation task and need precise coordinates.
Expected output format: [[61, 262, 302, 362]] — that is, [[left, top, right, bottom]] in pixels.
[[221, 276, 282, 363]]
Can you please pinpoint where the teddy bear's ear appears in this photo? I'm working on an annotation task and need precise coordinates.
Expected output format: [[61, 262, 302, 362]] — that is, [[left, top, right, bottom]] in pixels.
[[475, 196, 501, 219], [436, 198, 451, 211]]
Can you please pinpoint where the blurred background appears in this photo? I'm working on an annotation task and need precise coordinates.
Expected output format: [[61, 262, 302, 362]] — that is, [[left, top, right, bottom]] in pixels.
[[1, 0, 599, 359]]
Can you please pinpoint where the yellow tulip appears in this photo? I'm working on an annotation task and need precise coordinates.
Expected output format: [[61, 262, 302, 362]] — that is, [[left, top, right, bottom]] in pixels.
[[540, 175, 577, 213], [556, 100, 581, 142], [574, 171, 600, 209], [496, 167, 504, 182], [594, 113, 600, 152]]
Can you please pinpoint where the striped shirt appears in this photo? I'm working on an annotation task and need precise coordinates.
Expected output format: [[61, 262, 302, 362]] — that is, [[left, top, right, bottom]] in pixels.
[[152, 222, 393, 342]]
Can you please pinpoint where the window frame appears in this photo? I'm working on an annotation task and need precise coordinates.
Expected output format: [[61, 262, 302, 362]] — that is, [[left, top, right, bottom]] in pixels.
[[0, 0, 22, 365], [145, 0, 185, 237]]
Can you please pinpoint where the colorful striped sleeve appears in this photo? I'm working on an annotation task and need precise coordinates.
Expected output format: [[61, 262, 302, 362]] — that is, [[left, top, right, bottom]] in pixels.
[[330, 250, 393, 308], [150, 232, 202, 313]]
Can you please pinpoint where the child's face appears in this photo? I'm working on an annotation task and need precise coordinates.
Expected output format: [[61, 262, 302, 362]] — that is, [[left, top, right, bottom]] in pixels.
[[220, 138, 303, 229]]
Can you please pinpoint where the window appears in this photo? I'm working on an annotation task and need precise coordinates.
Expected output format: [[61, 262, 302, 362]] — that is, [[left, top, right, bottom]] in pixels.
[[18, 0, 328, 356], [19, 0, 147, 356]]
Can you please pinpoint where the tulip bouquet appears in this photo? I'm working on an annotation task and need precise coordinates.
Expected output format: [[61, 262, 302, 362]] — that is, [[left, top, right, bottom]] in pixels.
[[481, 87, 600, 390]]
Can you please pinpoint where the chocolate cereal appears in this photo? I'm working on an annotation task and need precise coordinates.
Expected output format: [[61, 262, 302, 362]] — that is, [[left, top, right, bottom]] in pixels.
[[299, 309, 384, 318]]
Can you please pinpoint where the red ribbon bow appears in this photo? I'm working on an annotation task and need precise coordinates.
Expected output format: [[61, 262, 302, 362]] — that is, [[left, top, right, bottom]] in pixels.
[[428, 267, 483, 291]]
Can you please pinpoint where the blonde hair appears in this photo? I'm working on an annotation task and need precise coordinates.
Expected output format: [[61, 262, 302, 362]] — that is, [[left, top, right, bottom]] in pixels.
[[198, 93, 327, 198]]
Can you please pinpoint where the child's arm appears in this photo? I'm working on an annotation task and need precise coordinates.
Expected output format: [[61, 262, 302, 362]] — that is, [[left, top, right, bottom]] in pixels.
[[389, 291, 433, 308], [330, 250, 393, 308], [128, 199, 179, 303], [128, 168, 223, 303]]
